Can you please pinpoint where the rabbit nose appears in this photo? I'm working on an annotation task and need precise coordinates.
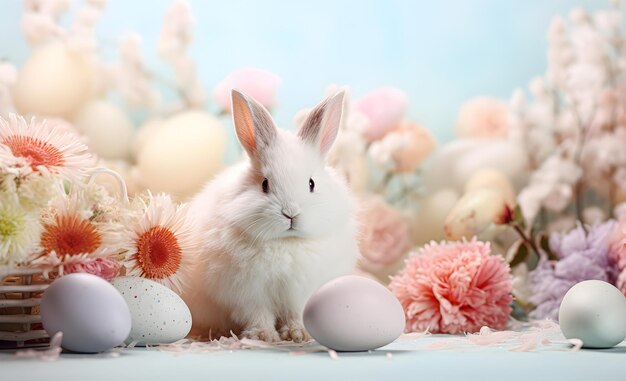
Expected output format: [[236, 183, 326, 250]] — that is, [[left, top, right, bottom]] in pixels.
[[282, 203, 300, 220]]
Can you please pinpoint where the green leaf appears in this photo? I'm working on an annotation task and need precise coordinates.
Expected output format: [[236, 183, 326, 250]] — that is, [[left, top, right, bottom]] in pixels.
[[507, 240, 529, 267], [513, 204, 526, 229], [540, 233, 558, 261]]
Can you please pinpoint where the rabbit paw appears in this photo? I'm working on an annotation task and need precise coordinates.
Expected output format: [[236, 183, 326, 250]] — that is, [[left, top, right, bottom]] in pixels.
[[278, 323, 311, 343], [242, 327, 281, 342]]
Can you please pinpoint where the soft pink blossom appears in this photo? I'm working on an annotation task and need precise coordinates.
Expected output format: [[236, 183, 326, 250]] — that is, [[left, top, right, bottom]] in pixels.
[[389, 121, 436, 173], [608, 218, 626, 294], [60, 257, 120, 281], [455, 97, 510, 139], [357, 196, 411, 273], [353, 87, 407, 141], [389, 238, 512, 334], [213, 67, 281, 112]]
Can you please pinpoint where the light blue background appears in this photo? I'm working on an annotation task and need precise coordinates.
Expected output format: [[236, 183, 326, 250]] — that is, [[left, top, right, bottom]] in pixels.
[[0, 0, 610, 143]]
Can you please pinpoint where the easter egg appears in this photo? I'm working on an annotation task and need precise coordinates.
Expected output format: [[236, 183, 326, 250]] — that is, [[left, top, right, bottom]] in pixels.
[[464, 169, 516, 206], [303, 275, 405, 351], [131, 118, 165, 160], [137, 111, 227, 199], [73, 100, 135, 160], [111, 277, 192, 345], [14, 42, 95, 117], [559, 280, 626, 348], [40, 273, 131, 353]]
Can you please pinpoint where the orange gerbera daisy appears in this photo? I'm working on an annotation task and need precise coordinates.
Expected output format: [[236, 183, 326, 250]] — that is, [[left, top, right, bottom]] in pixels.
[[121, 193, 196, 294], [0, 113, 94, 181], [32, 193, 120, 280]]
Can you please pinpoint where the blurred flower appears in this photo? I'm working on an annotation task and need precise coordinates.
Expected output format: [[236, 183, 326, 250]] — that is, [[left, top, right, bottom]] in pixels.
[[608, 218, 626, 294], [517, 154, 582, 226], [353, 87, 407, 141], [61, 257, 120, 281], [369, 121, 436, 173], [156, 0, 205, 108], [121, 193, 196, 294], [213, 67, 281, 113], [0, 192, 42, 266], [455, 98, 510, 139], [357, 196, 411, 273], [389, 238, 512, 334], [0, 114, 94, 181], [529, 221, 618, 320], [444, 188, 511, 240]]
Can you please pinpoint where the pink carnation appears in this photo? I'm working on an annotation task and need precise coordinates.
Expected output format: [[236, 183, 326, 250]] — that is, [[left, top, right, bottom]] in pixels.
[[62, 258, 121, 281], [357, 196, 411, 273], [213, 67, 281, 112], [608, 218, 626, 294], [389, 238, 512, 334], [353, 87, 407, 141]]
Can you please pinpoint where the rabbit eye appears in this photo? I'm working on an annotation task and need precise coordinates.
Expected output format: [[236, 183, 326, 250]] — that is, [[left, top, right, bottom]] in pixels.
[[262, 178, 269, 193], [309, 178, 315, 192]]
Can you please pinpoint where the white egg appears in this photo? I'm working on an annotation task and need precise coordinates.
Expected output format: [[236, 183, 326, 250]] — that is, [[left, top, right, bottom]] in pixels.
[[137, 110, 227, 199], [559, 280, 626, 348], [303, 275, 405, 351], [14, 42, 95, 117], [40, 273, 131, 353], [73, 100, 135, 160], [111, 277, 192, 345]]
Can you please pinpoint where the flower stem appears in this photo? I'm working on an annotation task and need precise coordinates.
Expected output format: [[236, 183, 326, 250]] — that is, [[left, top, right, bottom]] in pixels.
[[511, 223, 540, 257]]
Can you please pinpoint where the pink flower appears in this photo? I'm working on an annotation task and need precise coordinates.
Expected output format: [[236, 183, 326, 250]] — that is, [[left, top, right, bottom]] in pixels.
[[63, 257, 121, 281], [353, 87, 408, 141], [389, 238, 512, 334], [212, 67, 281, 112], [455, 98, 510, 139], [608, 218, 626, 294], [357, 196, 411, 273]]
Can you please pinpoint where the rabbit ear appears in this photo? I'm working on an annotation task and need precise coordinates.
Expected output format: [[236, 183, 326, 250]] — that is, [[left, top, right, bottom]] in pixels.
[[298, 90, 345, 156], [231, 89, 277, 159]]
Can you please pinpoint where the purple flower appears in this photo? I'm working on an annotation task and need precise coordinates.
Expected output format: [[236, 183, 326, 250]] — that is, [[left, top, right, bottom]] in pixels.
[[529, 220, 618, 321]]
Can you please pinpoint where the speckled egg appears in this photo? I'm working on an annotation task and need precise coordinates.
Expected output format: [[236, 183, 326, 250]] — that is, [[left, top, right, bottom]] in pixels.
[[41, 273, 131, 353], [559, 280, 626, 348], [111, 277, 192, 345], [303, 275, 406, 351]]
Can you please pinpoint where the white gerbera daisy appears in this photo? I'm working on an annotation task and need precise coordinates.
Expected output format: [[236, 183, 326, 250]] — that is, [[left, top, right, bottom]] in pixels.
[[0, 113, 94, 182], [0, 191, 42, 266], [121, 193, 196, 294]]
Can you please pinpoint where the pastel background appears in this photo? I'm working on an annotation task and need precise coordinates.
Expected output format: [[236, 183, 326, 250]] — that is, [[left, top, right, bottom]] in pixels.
[[0, 0, 607, 142]]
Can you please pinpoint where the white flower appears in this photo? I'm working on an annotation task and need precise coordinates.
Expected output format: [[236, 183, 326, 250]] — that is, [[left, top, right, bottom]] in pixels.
[[594, 9, 622, 36], [517, 154, 582, 224], [368, 132, 407, 170], [156, 0, 204, 108], [114, 34, 160, 110], [120, 193, 197, 294], [0, 191, 42, 266], [0, 114, 95, 182]]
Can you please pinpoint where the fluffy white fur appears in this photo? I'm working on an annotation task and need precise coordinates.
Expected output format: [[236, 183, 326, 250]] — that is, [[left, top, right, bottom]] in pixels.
[[183, 90, 359, 342]]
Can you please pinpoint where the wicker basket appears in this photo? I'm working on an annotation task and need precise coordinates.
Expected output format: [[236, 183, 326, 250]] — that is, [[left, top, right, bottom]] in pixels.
[[0, 267, 50, 348]]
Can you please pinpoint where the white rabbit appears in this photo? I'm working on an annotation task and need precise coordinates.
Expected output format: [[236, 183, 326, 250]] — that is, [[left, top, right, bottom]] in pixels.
[[183, 89, 359, 342]]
